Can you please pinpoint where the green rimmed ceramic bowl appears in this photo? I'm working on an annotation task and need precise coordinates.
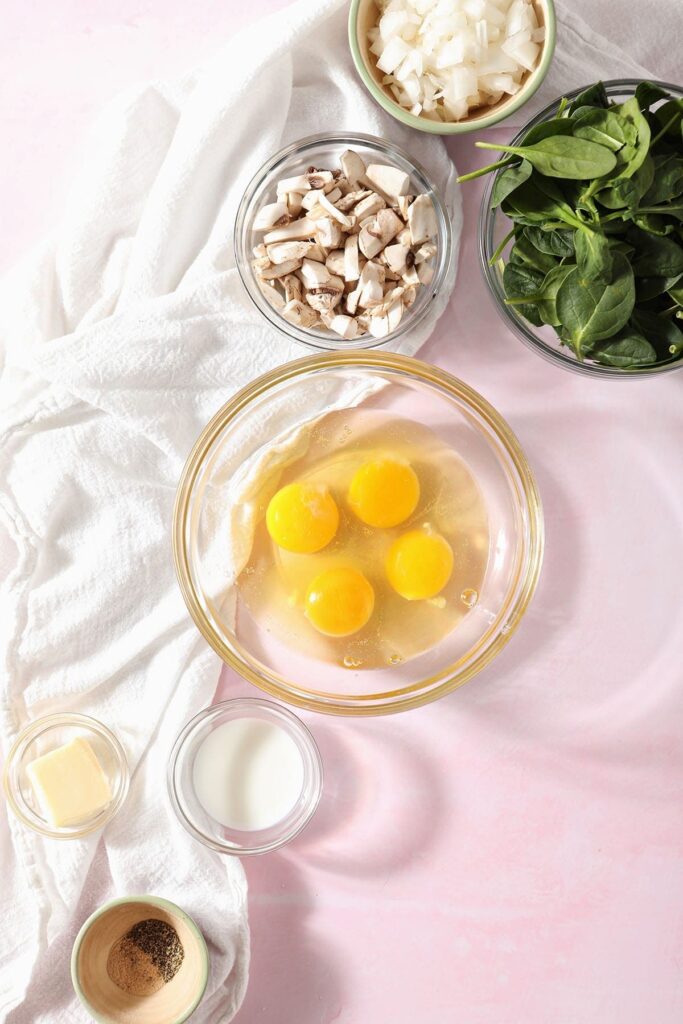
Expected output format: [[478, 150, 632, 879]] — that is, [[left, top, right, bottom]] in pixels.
[[348, 0, 556, 135], [71, 896, 209, 1024]]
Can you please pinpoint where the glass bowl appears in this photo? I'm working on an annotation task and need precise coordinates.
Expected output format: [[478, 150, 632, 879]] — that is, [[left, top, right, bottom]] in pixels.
[[173, 351, 544, 716], [349, 0, 556, 135], [234, 132, 455, 351], [168, 699, 323, 855], [3, 713, 130, 839], [479, 78, 683, 379]]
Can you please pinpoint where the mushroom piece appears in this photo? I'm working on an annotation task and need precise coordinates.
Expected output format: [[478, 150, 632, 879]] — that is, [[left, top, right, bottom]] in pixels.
[[407, 194, 438, 245], [364, 163, 411, 198], [305, 169, 334, 189], [397, 195, 414, 219], [325, 249, 346, 276], [286, 192, 304, 216], [282, 273, 303, 303], [258, 280, 286, 310], [305, 243, 327, 262], [384, 242, 410, 274], [282, 299, 320, 329], [369, 287, 405, 317], [344, 234, 360, 282], [345, 287, 361, 315], [317, 192, 355, 228], [316, 217, 343, 249], [277, 174, 313, 195], [354, 193, 386, 220], [300, 258, 332, 289], [340, 149, 366, 186], [402, 264, 421, 286], [335, 189, 371, 213], [306, 276, 344, 313], [359, 208, 404, 259], [302, 186, 342, 211], [414, 242, 437, 264], [258, 258, 303, 280], [327, 314, 359, 340], [253, 202, 291, 231], [266, 240, 316, 264], [263, 218, 316, 244], [417, 261, 435, 286], [357, 260, 385, 307]]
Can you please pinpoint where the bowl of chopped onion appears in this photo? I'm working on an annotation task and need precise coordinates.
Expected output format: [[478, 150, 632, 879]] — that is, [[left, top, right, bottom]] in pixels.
[[349, 0, 556, 134]]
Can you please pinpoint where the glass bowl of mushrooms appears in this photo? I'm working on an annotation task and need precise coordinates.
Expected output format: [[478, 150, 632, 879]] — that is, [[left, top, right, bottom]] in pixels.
[[234, 132, 455, 350]]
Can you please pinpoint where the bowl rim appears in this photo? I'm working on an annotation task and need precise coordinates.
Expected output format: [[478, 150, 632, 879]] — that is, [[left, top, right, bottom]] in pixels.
[[172, 351, 544, 716], [70, 894, 209, 1024], [347, 0, 557, 135], [167, 697, 323, 855], [478, 77, 683, 378], [233, 130, 454, 351], [2, 712, 130, 840]]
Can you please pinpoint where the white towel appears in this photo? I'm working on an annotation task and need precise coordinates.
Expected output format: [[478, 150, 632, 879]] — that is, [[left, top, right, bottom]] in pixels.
[[0, 0, 457, 1020]]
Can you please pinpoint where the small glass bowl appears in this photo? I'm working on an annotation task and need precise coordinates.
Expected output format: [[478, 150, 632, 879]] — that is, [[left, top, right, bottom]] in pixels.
[[234, 132, 455, 351], [479, 78, 683, 379], [3, 713, 130, 840], [168, 699, 323, 855]]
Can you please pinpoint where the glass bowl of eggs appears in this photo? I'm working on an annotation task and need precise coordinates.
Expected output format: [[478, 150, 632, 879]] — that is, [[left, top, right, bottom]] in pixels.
[[173, 351, 543, 715]]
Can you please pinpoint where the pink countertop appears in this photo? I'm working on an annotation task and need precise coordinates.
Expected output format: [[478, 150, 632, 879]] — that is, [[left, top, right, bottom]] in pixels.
[[3, 3, 683, 1022]]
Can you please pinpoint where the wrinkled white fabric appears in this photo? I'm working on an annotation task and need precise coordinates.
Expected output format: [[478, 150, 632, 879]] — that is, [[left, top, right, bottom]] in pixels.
[[515, 0, 682, 125], [0, 0, 458, 1020]]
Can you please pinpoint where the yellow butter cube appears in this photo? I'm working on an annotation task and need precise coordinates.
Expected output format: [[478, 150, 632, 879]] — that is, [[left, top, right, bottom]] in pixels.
[[26, 737, 112, 827]]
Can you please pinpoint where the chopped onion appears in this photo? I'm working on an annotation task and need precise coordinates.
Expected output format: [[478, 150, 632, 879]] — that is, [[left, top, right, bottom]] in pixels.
[[370, 0, 544, 122]]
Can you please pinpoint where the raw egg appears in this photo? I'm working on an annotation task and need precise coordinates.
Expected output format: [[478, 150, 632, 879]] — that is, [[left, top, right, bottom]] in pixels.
[[266, 482, 339, 553], [386, 528, 453, 601], [304, 567, 375, 637], [348, 457, 420, 528]]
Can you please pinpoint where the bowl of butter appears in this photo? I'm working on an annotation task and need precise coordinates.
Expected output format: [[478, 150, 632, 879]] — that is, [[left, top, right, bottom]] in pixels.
[[3, 712, 129, 839]]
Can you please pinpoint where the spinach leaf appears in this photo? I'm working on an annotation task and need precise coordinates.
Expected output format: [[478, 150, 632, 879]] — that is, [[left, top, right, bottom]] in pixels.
[[636, 273, 683, 301], [574, 228, 613, 283], [631, 308, 683, 357], [535, 264, 575, 326], [574, 109, 631, 152], [641, 153, 683, 204], [510, 234, 558, 274], [591, 331, 657, 366], [635, 81, 671, 112], [653, 99, 683, 141], [610, 97, 652, 178], [629, 228, 683, 277], [568, 81, 609, 115], [491, 159, 533, 208], [556, 253, 636, 358], [477, 136, 617, 180], [524, 226, 575, 258], [520, 118, 574, 147], [502, 262, 545, 326]]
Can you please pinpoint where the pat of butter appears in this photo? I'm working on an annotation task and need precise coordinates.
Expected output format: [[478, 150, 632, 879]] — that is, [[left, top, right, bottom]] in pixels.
[[26, 737, 112, 827]]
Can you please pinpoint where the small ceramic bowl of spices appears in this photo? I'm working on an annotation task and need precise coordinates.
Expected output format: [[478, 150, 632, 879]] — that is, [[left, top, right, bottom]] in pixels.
[[71, 895, 209, 1024]]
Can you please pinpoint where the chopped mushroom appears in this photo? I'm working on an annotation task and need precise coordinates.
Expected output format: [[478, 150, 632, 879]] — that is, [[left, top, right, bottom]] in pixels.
[[253, 202, 291, 231], [249, 148, 438, 340]]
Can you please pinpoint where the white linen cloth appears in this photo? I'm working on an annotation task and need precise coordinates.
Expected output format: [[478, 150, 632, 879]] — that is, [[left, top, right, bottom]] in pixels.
[[0, 0, 680, 1019], [0, 0, 457, 1020]]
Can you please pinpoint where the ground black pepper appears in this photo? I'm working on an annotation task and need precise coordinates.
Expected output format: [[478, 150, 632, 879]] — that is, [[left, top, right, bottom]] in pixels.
[[107, 918, 184, 997]]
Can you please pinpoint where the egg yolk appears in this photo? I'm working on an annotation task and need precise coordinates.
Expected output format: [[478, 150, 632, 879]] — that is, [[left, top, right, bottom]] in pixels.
[[386, 529, 453, 601], [348, 457, 420, 528], [304, 567, 375, 637], [266, 482, 339, 553]]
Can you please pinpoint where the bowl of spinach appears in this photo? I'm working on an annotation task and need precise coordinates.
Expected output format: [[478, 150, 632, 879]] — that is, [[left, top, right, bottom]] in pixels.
[[473, 79, 683, 377]]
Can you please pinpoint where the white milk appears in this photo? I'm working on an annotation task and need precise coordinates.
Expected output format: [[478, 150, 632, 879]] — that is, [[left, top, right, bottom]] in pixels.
[[192, 718, 304, 831]]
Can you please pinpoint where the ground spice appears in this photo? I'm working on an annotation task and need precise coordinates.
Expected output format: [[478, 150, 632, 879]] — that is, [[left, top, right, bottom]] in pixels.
[[107, 918, 184, 997]]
